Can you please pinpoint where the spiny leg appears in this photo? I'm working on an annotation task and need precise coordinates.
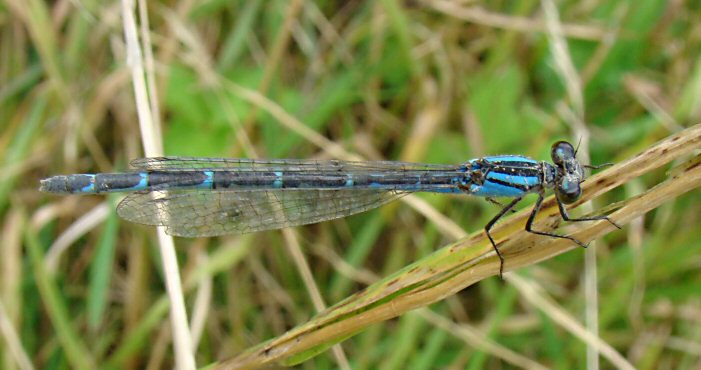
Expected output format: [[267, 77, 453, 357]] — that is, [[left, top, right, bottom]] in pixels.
[[555, 195, 622, 229], [583, 162, 613, 170], [485, 197, 518, 214], [525, 190, 590, 248], [485, 196, 524, 279]]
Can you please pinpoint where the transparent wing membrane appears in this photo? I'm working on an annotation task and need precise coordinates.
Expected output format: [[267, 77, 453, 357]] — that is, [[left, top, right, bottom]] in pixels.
[[130, 157, 461, 172], [117, 188, 409, 237]]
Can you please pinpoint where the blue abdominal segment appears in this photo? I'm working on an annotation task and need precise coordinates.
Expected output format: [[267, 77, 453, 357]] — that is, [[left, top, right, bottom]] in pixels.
[[80, 174, 96, 193], [273, 171, 283, 189]]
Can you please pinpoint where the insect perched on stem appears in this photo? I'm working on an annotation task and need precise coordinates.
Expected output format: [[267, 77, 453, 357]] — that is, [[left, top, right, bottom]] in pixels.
[[40, 141, 620, 277]]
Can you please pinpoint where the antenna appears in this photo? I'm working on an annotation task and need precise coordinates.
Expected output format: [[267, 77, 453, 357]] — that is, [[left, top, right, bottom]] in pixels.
[[574, 137, 582, 156]]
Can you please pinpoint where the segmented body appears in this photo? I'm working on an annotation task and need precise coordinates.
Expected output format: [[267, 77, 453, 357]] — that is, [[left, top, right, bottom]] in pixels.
[[41, 142, 618, 277]]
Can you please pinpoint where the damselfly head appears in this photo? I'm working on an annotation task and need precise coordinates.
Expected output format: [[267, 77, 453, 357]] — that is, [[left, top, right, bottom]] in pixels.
[[551, 141, 576, 165], [556, 176, 582, 204], [551, 141, 585, 204]]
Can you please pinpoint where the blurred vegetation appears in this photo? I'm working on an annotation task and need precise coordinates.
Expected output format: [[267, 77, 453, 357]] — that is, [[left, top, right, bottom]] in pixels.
[[1, 0, 700, 369]]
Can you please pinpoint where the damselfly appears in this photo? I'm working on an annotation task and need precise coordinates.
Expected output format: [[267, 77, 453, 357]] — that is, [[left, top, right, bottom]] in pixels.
[[40, 141, 620, 276]]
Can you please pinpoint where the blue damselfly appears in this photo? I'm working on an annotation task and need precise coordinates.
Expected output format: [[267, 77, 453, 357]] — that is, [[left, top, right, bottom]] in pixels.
[[40, 141, 620, 276]]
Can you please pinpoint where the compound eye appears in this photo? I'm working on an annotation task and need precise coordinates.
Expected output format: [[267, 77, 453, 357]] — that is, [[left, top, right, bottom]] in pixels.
[[551, 141, 575, 165], [557, 177, 581, 204]]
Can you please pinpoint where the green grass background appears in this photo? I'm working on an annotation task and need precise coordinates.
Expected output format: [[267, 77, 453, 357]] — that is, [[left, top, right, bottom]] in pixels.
[[1, 0, 700, 369]]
